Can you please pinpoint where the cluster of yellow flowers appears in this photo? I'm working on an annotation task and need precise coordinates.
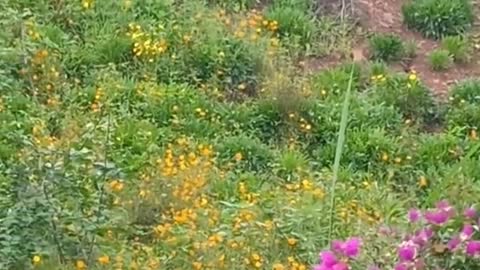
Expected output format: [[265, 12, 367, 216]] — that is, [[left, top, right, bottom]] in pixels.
[[217, 8, 279, 44], [288, 112, 313, 132], [371, 73, 387, 83], [25, 19, 41, 40], [91, 87, 103, 113], [338, 199, 382, 224], [31, 121, 57, 149], [127, 23, 168, 62]]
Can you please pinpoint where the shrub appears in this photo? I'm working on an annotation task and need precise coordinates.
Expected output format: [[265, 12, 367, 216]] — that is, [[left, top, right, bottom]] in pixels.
[[404, 40, 418, 59], [216, 134, 274, 172], [447, 80, 480, 130], [449, 79, 480, 104], [368, 34, 404, 62], [266, 5, 316, 47], [428, 49, 453, 71], [370, 73, 437, 122], [402, 0, 473, 39], [441, 36, 471, 63]]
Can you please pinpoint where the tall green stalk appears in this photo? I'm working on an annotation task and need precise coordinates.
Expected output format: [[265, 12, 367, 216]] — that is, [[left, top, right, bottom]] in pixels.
[[327, 65, 355, 241]]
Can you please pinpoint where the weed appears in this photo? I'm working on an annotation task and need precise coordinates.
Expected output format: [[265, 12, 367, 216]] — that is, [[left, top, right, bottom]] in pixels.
[[441, 35, 471, 63], [428, 49, 453, 71], [402, 0, 473, 39], [404, 40, 418, 59], [368, 34, 404, 62]]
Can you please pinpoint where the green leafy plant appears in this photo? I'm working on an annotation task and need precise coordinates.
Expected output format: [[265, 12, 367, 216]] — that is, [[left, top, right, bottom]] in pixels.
[[404, 40, 418, 59], [368, 34, 404, 62], [402, 0, 473, 39], [428, 49, 453, 71], [447, 79, 480, 129], [370, 74, 437, 122], [266, 5, 316, 48], [441, 35, 471, 63]]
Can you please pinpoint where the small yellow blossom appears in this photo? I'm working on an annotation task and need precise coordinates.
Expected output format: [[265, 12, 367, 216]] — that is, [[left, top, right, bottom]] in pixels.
[[287, 237, 298, 246], [273, 263, 285, 270], [234, 152, 243, 161], [419, 176, 428, 188], [82, 0, 94, 9], [76, 260, 87, 270], [98, 255, 110, 265], [32, 255, 41, 265]]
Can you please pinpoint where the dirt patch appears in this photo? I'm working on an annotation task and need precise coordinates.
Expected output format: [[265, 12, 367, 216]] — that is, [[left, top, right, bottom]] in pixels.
[[305, 0, 480, 96], [354, 0, 480, 97]]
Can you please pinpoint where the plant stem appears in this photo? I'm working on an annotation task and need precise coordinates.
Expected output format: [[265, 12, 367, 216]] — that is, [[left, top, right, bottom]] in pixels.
[[327, 65, 354, 241]]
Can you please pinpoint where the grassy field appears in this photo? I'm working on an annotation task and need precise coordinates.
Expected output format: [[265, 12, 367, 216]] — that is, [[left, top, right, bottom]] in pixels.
[[1, 0, 480, 269]]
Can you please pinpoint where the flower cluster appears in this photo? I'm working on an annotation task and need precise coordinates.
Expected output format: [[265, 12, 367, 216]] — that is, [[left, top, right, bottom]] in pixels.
[[127, 23, 168, 61], [314, 238, 361, 270]]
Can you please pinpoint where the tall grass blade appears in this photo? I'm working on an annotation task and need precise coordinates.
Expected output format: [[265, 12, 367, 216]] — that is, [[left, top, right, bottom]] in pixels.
[[327, 65, 355, 241]]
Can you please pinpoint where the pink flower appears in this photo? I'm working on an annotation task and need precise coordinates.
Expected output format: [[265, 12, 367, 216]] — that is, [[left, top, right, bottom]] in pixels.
[[408, 209, 421, 223], [315, 252, 349, 270], [424, 210, 450, 225], [330, 237, 362, 258], [342, 237, 361, 257], [398, 241, 417, 262], [412, 228, 433, 247], [466, 241, 480, 256], [460, 224, 475, 240], [320, 251, 337, 267], [436, 200, 455, 216], [464, 206, 476, 219], [447, 237, 461, 251]]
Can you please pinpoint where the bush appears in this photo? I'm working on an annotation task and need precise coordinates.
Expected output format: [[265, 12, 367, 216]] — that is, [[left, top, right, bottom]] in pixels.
[[266, 5, 316, 47], [428, 49, 453, 71], [449, 79, 480, 104], [402, 0, 473, 39], [441, 36, 471, 63], [368, 34, 404, 62], [370, 73, 437, 122], [447, 80, 480, 129], [404, 40, 418, 59]]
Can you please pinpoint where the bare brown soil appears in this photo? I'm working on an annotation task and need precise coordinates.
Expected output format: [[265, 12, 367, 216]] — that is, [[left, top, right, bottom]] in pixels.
[[307, 0, 480, 97]]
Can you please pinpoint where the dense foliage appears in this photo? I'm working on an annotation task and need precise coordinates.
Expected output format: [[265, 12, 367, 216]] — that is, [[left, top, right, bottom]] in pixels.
[[402, 0, 473, 39]]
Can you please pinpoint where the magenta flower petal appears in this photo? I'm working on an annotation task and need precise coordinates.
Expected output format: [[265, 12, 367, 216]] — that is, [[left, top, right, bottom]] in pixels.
[[461, 224, 475, 240], [436, 200, 450, 210], [320, 251, 338, 267], [424, 210, 449, 225], [464, 206, 477, 219], [466, 241, 480, 256], [331, 240, 343, 253], [408, 208, 421, 223], [398, 241, 417, 262], [342, 237, 361, 257], [448, 237, 461, 251], [413, 228, 433, 247]]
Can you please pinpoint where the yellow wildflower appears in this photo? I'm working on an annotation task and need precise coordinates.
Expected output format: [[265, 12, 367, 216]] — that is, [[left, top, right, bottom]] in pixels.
[[76, 260, 87, 270], [287, 237, 298, 246], [32, 255, 41, 265], [98, 255, 110, 265], [273, 263, 285, 270], [82, 0, 94, 9], [234, 152, 243, 161], [419, 176, 428, 188]]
